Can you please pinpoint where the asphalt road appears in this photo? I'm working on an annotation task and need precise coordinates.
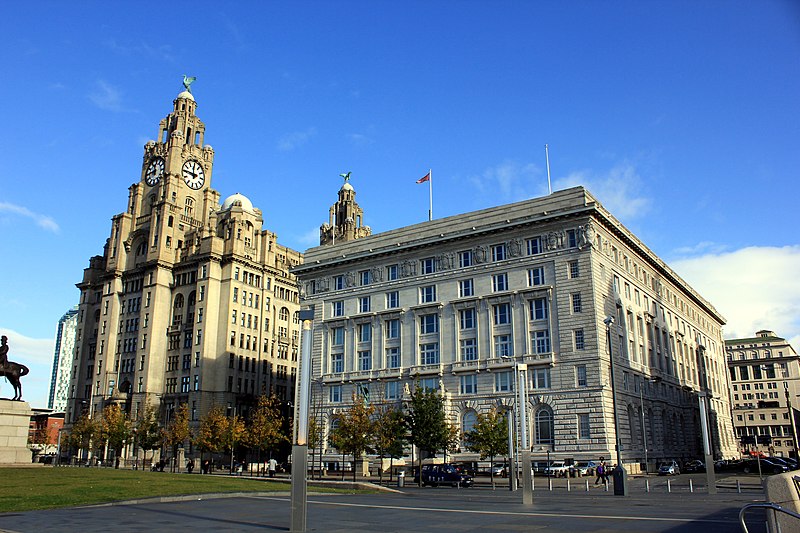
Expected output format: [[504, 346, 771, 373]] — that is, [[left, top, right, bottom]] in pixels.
[[0, 473, 772, 533]]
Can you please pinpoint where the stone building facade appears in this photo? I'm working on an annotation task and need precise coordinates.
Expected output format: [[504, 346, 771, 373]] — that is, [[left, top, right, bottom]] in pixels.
[[67, 88, 303, 451], [293, 185, 738, 470], [726, 330, 800, 459]]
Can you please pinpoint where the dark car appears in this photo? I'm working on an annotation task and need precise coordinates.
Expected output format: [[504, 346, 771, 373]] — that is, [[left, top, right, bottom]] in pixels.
[[739, 458, 789, 475], [414, 464, 474, 487], [683, 460, 705, 473]]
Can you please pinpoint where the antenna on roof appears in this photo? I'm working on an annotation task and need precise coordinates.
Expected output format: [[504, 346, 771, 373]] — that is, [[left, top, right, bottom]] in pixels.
[[545, 144, 552, 195]]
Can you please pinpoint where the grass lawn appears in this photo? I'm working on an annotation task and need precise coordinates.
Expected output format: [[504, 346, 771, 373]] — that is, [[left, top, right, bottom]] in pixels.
[[0, 468, 357, 513]]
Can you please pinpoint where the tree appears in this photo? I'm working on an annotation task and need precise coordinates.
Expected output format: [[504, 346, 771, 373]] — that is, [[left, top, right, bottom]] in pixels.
[[194, 406, 228, 470], [371, 404, 406, 484], [245, 395, 289, 475], [330, 394, 375, 481], [465, 408, 508, 486], [68, 412, 99, 463], [307, 415, 325, 479], [162, 403, 191, 472], [405, 385, 454, 486], [221, 410, 246, 473], [100, 404, 132, 468], [135, 404, 162, 469]]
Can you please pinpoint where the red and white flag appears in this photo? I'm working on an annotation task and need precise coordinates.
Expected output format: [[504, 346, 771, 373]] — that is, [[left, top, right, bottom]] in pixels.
[[416, 171, 431, 184]]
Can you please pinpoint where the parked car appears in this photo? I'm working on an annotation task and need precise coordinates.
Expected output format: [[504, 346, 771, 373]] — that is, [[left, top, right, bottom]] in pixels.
[[780, 457, 799, 470], [658, 461, 680, 476], [414, 464, 474, 487], [490, 463, 507, 477], [766, 457, 795, 471], [683, 460, 705, 473], [574, 461, 597, 476], [544, 461, 570, 477], [739, 458, 789, 475]]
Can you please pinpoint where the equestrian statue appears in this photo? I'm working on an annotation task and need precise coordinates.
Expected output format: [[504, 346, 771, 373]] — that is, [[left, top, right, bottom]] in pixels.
[[0, 335, 29, 401]]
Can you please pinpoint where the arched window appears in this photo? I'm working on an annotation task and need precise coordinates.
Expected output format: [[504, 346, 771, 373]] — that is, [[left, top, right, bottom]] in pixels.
[[462, 410, 477, 441], [534, 406, 554, 445], [279, 307, 290, 321], [185, 197, 194, 217], [173, 294, 184, 309], [293, 311, 300, 324]]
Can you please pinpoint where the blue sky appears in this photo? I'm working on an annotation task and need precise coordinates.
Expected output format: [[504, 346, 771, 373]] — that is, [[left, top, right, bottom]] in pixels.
[[1, 1, 798, 408]]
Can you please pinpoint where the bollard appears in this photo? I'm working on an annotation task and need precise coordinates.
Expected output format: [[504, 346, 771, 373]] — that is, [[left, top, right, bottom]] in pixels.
[[548, 477, 552, 491], [689, 479, 693, 493], [604, 481, 609, 492], [737, 480, 741, 493], [667, 479, 672, 493], [567, 478, 571, 492], [586, 480, 590, 492], [646, 479, 650, 493]]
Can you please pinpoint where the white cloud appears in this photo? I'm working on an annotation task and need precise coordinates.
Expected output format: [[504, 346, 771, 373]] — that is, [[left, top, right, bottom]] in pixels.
[[296, 226, 320, 248], [0, 201, 60, 232], [468, 160, 542, 202], [670, 245, 800, 348], [347, 133, 373, 147], [554, 162, 651, 220], [89, 80, 125, 112], [0, 328, 55, 408], [277, 127, 317, 151]]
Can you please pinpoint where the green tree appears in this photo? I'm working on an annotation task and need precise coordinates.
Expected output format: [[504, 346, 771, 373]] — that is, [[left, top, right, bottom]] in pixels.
[[100, 404, 132, 468], [68, 413, 100, 463], [371, 404, 406, 483], [465, 408, 508, 486], [135, 405, 161, 469], [162, 403, 191, 472], [330, 394, 375, 481], [194, 406, 228, 470], [245, 395, 288, 475], [404, 385, 453, 486], [222, 410, 246, 473]]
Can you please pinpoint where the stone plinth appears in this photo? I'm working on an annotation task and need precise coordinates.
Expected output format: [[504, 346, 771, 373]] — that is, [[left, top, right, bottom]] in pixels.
[[0, 400, 33, 464]]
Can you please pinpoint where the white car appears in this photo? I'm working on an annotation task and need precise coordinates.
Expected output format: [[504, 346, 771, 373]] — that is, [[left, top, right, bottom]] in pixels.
[[658, 461, 680, 476], [544, 461, 570, 477], [490, 463, 507, 476]]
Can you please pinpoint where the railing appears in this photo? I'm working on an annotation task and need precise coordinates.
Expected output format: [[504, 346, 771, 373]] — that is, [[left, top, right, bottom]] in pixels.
[[739, 502, 800, 533]]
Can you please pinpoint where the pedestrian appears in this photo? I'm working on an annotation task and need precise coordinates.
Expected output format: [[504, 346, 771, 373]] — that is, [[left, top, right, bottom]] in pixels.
[[269, 457, 277, 478], [202, 459, 210, 474], [187, 458, 194, 474]]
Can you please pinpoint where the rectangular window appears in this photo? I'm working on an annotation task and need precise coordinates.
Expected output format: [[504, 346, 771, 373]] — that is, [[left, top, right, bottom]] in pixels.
[[359, 270, 371, 286], [527, 267, 545, 286], [576, 364, 587, 387], [459, 250, 473, 268], [492, 273, 508, 292], [386, 319, 400, 339], [460, 374, 478, 394], [386, 291, 399, 309], [420, 342, 440, 365], [527, 237, 542, 255], [232, 287, 238, 303], [420, 285, 437, 303], [460, 338, 478, 361], [567, 229, 577, 248], [493, 303, 511, 325], [420, 377, 439, 391], [569, 260, 580, 279], [358, 323, 372, 343], [359, 296, 371, 313], [420, 314, 439, 334], [491, 243, 506, 262], [494, 334, 513, 357], [385, 381, 400, 400], [358, 350, 371, 371], [578, 413, 590, 439], [459, 279, 474, 298], [532, 330, 551, 354], [421, 257, 436, 274], [532, 367, 551, 389], [334, 275, 345, 290], [574, 329, 585, 350], [459, 308, 476, 330], [332, 327, 344, 346], [495, 371, 514, 392], [331, 353, 344, 373], [530, 298, 548, 320], [386, 264, 399, 281], [332, 301, 344, 317], [330, 385, 342, 403], [386, 347, 400, 368], [571, 293, 582, 313]]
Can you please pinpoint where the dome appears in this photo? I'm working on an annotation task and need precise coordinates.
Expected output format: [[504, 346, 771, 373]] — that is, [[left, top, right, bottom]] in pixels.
[[340, 182, 354, 192], [176, 90, 195, 101], [222, 192, 254, 212]]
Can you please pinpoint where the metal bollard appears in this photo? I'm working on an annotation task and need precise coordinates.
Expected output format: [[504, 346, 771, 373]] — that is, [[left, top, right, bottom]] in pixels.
[[689, 479, 693, 493], [567, 478, 571, 492], [667, 479, 672, 493], [737, 480, 741, 493], [586, 480, 590, 492], [548, 477, 552, 491], [646, 479, 650, 493], [604, 481, 609, 492]]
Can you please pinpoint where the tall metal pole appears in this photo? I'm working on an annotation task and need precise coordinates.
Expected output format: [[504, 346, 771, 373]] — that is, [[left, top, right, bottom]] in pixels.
[[695, 341, 717, 494], [507, 409, 515, 491], [291, 308, 315, 533], [785, 380, 799, 459], [605, 316, 627, 496], [640, 387, 648, 475], [517, 364, 533, 505]]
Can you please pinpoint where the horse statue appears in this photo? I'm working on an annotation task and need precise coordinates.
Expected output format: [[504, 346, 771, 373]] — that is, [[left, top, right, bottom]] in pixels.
[[1, 361, 29, 401]]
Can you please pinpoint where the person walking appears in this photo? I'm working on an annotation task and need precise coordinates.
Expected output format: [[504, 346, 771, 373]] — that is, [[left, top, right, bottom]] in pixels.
[[268, 457, 278, 478], [594, 462, 605, 485]]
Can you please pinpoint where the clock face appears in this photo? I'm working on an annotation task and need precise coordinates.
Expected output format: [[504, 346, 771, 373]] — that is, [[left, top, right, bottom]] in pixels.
[[145, 157, 165, 186], [182, 160, 206, 190]]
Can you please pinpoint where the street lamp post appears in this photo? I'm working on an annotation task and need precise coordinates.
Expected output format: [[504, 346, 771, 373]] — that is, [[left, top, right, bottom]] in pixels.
[[695, 341, 717, 494], [604, 316, 627, 496], [291, 307, 315, 533]]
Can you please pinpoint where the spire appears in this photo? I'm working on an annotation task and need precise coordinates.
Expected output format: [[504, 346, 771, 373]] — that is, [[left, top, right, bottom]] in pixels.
[[319, 173, 371, 245]]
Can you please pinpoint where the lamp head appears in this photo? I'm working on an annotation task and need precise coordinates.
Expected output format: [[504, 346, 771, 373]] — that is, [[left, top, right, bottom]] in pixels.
[[603, 316, 614, 326]]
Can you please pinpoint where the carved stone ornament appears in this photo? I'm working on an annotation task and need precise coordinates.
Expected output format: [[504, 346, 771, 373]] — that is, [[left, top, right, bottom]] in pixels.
[[437, 253, 454, 271], [578, 223, 596, 249], [400, 260, 416, 278], [507, 238, 523, 257], [546, 231, 564, 251], [370, 266, 383, 283], [473, 245, 488, 263], [345, 272, 356, 288]]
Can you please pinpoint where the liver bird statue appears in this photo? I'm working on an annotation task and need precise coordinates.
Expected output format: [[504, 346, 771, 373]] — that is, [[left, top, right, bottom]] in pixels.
[[339, 172, 352, 182], [182, 75, 197, 93]]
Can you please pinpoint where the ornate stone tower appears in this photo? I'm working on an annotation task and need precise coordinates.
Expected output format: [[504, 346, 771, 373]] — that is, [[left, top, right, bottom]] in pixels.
[[319, 174, 371, 245]]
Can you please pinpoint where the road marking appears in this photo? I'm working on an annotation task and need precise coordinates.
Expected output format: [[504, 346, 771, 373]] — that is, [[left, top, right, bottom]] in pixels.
[[252, 496, 736, 525]]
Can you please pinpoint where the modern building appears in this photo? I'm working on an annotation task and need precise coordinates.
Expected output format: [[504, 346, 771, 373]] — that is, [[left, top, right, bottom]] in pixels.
[[48, 307, 79, 411], [293, 183, 739, 472], [67, 86, 303, 459], [726, 330, 800, 459]]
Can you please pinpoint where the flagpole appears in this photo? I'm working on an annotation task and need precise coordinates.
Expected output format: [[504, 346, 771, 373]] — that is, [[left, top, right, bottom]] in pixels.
[[545, 144, 552, 195], [428, 168, 433, 221]]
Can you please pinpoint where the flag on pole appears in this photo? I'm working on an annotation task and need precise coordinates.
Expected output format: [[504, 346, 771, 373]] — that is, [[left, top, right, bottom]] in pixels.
[[416, 171, 431, 184]]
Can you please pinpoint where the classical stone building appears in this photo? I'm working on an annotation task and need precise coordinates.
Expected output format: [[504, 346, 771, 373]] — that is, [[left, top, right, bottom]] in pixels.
[[726, 330, 800, 459], [67, 87, 303, 455], [48, 307, 78, 411], [293, 184, 738, 471]]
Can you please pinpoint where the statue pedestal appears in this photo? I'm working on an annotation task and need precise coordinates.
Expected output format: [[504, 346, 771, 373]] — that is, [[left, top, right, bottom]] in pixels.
[[0, 400, 33, 464]]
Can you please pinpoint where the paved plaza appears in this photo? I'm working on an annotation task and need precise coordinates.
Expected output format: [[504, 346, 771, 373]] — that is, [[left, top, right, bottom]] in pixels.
[[0, 474, 772, 533]]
